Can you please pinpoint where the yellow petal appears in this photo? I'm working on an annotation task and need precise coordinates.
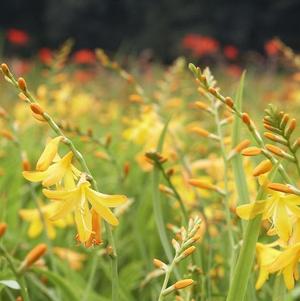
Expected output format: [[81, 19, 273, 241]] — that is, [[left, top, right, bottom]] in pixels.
[[43, 187, 78, 200], [42, 164, 66, 187], [274, 201, 292, 242], [268, 244, 300, 273], [46, 222, 56, 239], [255, 267, 269, 290], [88, 196, 119, 226], [86, 188, 127, 208], [36, 136, 63, 171], [19, 208, 40, 220], [236, 200, 267, 220], [74, 202, 92, 242], [23, 170, 46, 183], [283, 262, 295, 290], [28, 219, 43, 238], [49, 199, 76, 221]]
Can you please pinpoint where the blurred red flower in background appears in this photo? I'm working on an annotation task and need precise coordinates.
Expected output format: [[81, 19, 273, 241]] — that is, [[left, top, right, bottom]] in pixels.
[[38, 48, 53, 65], [182, 34, 219, 57], [6, 29, 29, 46], [73, 49, 96, 64], [223, 45, 239, 60], [264, 39, 280, 56]]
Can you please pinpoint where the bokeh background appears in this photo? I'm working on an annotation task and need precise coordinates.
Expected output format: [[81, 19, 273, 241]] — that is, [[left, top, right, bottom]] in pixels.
[[1, 0, 300, 62]]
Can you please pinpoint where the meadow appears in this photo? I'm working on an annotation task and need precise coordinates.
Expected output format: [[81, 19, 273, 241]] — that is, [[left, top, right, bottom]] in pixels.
[[1, 39, 300, 301]]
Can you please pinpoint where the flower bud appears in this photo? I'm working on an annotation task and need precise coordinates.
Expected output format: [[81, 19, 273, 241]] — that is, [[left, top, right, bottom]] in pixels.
[[20, 244, 47, 271], [174, 279, 194, 290], [30, 103, 44, 115], [241, 147, 261, 156], [0, 223, 7, 238], [18, 77, 27, 92], [1, 63, 10, 76], [252, 160, 272, 177]]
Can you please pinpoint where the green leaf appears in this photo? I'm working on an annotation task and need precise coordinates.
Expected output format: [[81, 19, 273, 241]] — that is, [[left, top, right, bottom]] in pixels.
[[0, 280, 20, 290]]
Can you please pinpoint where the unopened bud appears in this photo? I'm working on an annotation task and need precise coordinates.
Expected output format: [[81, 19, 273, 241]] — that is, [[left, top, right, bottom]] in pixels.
[[1, 63, 10, 76], [252, 160, 272, 177], [123, 162, 130, 177], [174, 279, 194, 290], [0, 223, 7, 238], [30, 103, 44, 115], [20, 244, 47, 271], [225, 97, 234, 108], [242, 113, 251, 126], [241, 147, 261, 156], [280, 114, 289, 129], [153, 258, 167, 270], [18, 77, 27, 92], [182, 246, 196, 257], [285, 119, 296, 138], [264, 132, 287, 145], [268, 183, 295, 194]]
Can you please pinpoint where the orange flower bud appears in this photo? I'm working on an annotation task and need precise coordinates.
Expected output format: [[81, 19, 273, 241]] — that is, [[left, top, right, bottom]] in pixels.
[[225, 97, 234, 108], [1, 130, 14, 141], [188, 179, 215, 191], [0, 223, 7, 238], [18, 77, 27, 92], [188, 126, 209, 137], [241, 147, 261, 156], [264, 132, 287, 144], [30, 103, 44, 115], [18, 92, 28, 101], [1, 63, 10, 76], [153, 258, 167, 269], [208, 87, 217, 96], [234, 140, 251, 153], [268, 183, 294, 194], [123, 162, 130, 177], [252, 160, 272, 177], [242, 113, 251, 126], [265, 144, 284, 156], [21, 244, 47, 270], [182, 246, 196, 257], [194, 101, 209, 110], [174, 279, 194, 290]]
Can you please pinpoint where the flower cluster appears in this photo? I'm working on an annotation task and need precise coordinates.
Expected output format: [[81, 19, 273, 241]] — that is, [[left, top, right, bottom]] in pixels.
[[22, 135, 127, 246]]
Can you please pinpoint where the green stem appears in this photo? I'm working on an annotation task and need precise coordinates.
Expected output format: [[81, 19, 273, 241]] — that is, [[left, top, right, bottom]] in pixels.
[[226, 167, 278, 301], [0, 245, 30, 301], [212, 100, 235, 283]]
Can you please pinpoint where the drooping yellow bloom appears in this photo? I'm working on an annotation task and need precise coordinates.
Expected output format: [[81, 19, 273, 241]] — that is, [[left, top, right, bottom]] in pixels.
[[268, 243, 300, 289], [236, 190, 300, 242], [23, 151, 79, 187], [19, 202, 73, 239], [43, 180, 127, 242], [255, 242, 281, 289], [36, 136, 63, 171]]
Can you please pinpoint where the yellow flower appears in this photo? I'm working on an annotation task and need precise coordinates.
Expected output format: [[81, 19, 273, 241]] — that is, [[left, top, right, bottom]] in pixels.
[[19, 202, 73, 239], [268, 242, 300, 289], [255, 242, 281, 289], [236, 190, 300, 242], [23, 151, 79, 187], [36, 136, 63, 171], [43, 180, 127, 243]]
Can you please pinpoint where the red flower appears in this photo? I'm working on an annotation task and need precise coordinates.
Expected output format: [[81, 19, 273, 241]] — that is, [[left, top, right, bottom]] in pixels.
[[224, 45, 239, 60], [226, 64, 242, 78], [38, 48, 53, 65], [182, 34, 219, 57], [73, 49, 96, 64], [6, 28, 29, 46], [264, 39, 280, 56]]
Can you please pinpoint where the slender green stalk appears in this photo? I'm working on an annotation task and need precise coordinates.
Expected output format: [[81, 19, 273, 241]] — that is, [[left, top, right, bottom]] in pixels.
[[226, 167, 279, 301], [0, 244, 30, 301], [212, 100, 235, 282], [158, 252, 178, 301]]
